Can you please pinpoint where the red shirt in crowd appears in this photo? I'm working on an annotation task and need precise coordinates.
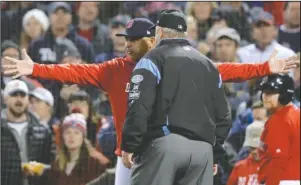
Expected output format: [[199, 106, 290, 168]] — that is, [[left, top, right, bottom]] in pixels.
[[32, 56, 271, 156], [227, 155, 260, 185], [258, 104, 300, 185]]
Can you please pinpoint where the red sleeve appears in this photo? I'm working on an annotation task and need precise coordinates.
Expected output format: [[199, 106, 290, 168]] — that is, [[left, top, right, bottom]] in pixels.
[[216, 61, 271, 83], [32, 59, 121, 92], [227, 165, 239, 185], [258, 118, 291, 185]]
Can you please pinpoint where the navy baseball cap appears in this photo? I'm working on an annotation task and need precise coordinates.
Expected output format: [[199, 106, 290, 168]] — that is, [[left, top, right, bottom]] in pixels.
[[155, 9, 187, 32], [48, 2, 71, 15], [115, 18, 155, 38]]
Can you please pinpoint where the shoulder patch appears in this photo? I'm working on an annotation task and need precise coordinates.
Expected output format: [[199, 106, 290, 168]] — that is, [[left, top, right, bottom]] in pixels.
[[131, 75, 144, 83]]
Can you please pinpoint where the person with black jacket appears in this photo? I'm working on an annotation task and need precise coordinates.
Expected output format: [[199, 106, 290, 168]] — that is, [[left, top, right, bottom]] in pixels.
[[121, 9, 231, 185], [1, 80, 53, 185]]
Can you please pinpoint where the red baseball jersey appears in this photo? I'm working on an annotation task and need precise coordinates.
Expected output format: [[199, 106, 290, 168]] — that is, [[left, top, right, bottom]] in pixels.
[[32, 56, 271, 156], [258, 104, 300, 185], [227, 155, 260, 185]]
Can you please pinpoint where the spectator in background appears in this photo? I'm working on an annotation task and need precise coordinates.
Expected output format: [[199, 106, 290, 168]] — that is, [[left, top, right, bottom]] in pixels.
[[76, 2, 111, 55], [67, 91, 103, 146], [46, 113, 107, 185], [97, 116, 117, 167], [1, 2, 48, 43], [214, 28, 251, 116], [1, 80, 53, 185], [29, 87, 59, 156], [218, 2, 252, 46], [237, 9, 295, 64], [185, 2, 218, 41], [28, 2, 94, 64], [1, 40, 43, 91], [227, 118, 264, 185], [95, 14, 130, 63], [278, 2, 300, 53], [186, 16, 199, 46], [235, 101, 267, 162], [29, 87, 58, 129], [20, 9, 49, 51]]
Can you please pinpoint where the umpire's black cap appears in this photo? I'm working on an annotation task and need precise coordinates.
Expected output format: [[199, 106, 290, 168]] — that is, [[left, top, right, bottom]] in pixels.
[[154, 9, 187, 32], [115, 18, 155, 38]]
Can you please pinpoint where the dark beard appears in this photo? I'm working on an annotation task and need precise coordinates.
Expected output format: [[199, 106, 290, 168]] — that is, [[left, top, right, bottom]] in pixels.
[[9, 107, 27, 118]]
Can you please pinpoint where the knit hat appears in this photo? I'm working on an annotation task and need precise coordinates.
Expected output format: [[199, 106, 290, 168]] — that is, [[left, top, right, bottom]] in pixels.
[[62, 113, 87, 136], [22, 9, 50, 32]]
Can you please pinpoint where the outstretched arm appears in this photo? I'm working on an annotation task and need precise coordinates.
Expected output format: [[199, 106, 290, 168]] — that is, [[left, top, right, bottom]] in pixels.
[[216, 62, 271, 83], [3, 49, 126, 91], [216, 50, 299, 83]]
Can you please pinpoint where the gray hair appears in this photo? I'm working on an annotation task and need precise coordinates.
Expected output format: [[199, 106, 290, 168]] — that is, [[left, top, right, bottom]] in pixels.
[[160, 27, 187, 39]]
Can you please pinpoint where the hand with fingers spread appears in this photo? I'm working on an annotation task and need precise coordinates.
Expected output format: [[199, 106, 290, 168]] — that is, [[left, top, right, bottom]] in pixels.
[[3, 49, 34, 79], [268, 49, 299, 74]]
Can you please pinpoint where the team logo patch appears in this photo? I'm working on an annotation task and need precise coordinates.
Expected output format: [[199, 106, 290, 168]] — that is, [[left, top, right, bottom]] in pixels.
[[131, 75, 144, 83], [126, 20, 134, 28]]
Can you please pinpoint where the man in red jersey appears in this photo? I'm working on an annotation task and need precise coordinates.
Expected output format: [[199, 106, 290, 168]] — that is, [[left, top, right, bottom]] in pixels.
[[257, 74, 300, 185], [3, 18, 299, 185]]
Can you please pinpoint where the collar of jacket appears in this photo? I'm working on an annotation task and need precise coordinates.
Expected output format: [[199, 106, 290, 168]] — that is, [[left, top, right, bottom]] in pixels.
[[1, 109, 41, 133], [156, 38, 192, 47]]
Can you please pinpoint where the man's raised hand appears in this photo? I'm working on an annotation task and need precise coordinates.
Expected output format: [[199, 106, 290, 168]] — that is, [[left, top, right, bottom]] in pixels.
[[3, 49, 34, 79], [268, 49, 299, 74]]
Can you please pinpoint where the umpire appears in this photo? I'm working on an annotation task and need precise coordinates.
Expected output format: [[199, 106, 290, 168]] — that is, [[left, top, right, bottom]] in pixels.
[[121, 9, 231, 185]]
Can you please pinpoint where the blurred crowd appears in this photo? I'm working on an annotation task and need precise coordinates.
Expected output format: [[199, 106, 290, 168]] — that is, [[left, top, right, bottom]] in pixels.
[[1, 1, 300, 185]]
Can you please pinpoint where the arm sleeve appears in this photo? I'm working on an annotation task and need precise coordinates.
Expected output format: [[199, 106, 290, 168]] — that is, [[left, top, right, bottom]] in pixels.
[[31, 60, 119, 91], [121, 58, 160, 153], [216, 62, 271, 83], [258, 119, 291, 185]]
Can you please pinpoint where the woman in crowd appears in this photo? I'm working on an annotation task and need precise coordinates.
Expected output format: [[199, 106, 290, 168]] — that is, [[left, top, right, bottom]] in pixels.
[[46, 113, 107, 185], [20, 9, 49, 50]]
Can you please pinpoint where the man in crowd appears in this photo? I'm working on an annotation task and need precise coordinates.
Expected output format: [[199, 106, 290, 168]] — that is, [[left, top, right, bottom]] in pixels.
[[1, 80, 53, 185], [28, 2, 94, 64], [3, 17, 299, 185], [278, 2, 300, 53], [121, 9, 230, 185], [214, 27, 251, 117], [238, 9, 295, 64], [76, 2, 111, 55], [29, 87, 56, 130], [95, 14, 131, 63], [258, 74, 300, 185]]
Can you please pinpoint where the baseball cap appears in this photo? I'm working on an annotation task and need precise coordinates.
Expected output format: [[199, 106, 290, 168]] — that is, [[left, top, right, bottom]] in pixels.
[[116, 18, 155, 38], [4, 80, 29, 97], [214, 28, 241, 44], [47, 2, 71, 15], [54, 38, 81, 62], [30, 87, 54, 107], [110, 14, 131, 27], [62, 113, 87, 135], [154, 9, 187, 32], [251, 9, 274, 25]]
